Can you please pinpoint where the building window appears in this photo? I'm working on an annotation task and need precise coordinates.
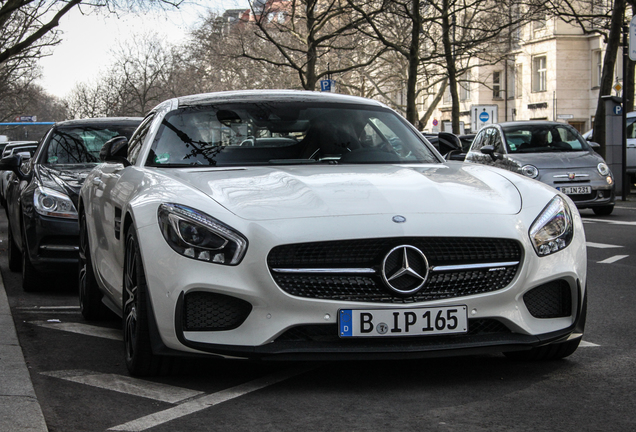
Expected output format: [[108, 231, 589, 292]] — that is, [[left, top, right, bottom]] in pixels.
[[515, 64, 523, 98], [533, 18, 546, 38], [507, 64, 515, 99], [443, 84, 451, 104], [493, 71, 502, 99], [592, 50, 602, 88], [532, 55, 547, 92], [460, 71, 471, 101]]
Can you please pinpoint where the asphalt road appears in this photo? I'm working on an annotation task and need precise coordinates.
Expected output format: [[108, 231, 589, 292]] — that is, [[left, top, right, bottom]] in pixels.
[[2, 204, 636, 432]]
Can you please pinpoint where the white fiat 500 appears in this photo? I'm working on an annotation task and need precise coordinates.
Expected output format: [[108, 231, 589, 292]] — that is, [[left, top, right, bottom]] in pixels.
[[79, 91, 587, 376]]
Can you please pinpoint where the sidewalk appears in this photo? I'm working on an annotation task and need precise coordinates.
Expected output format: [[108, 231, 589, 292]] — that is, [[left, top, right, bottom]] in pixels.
[[0, 272, 48, 432]]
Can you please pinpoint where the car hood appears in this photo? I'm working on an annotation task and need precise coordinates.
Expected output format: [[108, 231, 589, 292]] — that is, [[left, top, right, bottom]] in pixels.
[[507, 151, 603, 169], [166, 163, 522, 221], [36, 163, 97, 198]]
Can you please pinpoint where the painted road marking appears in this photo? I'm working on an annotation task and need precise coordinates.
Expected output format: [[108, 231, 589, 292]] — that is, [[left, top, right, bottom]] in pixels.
[[108, 366, 314, 432], [597, 255, 629, 264], [41, 370, 204, 403], [580, 341, 600, 347], [582, 218, 636, 226], [28, 320, 122, 341], [586, 242, 623, 249]]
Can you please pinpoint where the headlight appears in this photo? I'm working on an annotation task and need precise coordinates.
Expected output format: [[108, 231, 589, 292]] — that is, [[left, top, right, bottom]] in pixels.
[[158, 203, 247, 265], [529, 196, 574, 256], [521, 164, 539, 179], [597, 163, 610, 176], [33, 186, 78, 219]]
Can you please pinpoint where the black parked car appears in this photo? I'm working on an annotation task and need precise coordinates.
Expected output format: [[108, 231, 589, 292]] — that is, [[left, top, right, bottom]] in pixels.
[[0, 118, 142, 291]]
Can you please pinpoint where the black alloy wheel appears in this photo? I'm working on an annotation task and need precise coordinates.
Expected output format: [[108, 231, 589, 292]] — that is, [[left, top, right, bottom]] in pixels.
[[7, 222, 21, 272], [123, 228, 172, 376], [21, 225, 41, 292], [79, 213, 109, 320]]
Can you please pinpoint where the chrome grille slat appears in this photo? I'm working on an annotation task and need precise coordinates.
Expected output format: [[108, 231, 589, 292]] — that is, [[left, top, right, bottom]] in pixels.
[[268, 237, 522, 303]]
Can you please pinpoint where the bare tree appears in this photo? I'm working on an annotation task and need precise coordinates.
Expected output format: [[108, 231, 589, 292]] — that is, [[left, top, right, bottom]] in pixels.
[[237, 0, 386, 91]]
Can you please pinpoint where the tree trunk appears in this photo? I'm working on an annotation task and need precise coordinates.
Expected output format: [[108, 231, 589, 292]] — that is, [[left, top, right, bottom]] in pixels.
[[592, 0, 625, 159], [405, 0, 421, 126]]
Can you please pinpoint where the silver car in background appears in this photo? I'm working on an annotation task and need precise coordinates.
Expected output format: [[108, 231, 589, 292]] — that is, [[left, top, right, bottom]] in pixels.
[[465, 121, 615, 215]]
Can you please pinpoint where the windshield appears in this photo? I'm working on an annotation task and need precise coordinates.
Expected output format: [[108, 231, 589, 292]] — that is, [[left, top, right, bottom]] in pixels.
[[45, 125, 138, 164], [147, 102, 439, 167], [502, 124, 590, 154]]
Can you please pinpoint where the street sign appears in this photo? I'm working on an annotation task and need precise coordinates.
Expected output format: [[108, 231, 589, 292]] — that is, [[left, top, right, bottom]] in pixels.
[[479, 111, 490, 122], [320, 79, 336, 92], [14, 116, 37, 122], [630, 16, 636, 61], [432, 119, 438, 126], [614, 105, 623, 115], [557, 114, 574, 119]]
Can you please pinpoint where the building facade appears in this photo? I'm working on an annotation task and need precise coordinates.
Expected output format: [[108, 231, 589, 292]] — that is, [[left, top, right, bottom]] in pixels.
[[425, 16, 621, 135]]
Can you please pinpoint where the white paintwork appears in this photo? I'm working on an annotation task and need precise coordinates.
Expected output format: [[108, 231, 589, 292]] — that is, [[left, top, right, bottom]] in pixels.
[[79, 92, 588, 357]]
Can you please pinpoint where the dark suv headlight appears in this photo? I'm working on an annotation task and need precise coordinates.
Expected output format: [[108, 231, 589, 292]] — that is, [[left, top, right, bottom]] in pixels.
[[158, 203, 247, 265], [529, 196, 574, 256]]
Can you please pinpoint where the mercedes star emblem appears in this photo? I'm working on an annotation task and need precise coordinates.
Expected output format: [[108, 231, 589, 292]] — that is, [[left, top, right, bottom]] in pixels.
[[381, 245, 429, 295]]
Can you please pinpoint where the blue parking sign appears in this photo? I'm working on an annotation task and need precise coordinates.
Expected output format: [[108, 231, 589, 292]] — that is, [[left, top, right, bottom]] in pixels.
[[320, 79, 335, 92]]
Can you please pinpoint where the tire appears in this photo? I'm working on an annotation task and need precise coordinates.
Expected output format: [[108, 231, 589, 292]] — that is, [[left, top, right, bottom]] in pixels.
[[7, 223, 21, 272], [123, 228, 172, 376], [21, 229, 42, 292], [79, 213, 110, 321], [592, 205, 614, 216]]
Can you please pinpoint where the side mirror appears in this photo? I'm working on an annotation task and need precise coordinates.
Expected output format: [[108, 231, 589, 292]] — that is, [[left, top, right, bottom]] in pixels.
[[100, 136, 130, 166], [0, 154, 29, 181], [588, 141, 601, 153], [480, 145, 501, 161]]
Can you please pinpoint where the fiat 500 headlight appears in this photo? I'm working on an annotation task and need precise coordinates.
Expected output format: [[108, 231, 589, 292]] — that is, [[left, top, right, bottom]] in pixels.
[[158, 203, 247, 265], [529, 195, 574, 256], [33, 186, 78, 219]]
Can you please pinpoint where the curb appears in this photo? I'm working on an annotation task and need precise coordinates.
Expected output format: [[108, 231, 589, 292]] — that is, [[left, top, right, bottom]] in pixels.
[[0, 270, 48, 431]]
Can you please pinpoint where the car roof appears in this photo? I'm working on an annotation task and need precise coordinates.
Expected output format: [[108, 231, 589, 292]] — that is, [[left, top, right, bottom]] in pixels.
[[53, 117, 143, 128], [3, 141, 38, 149], [496, 121, 573, 128], [174, 90, 388, 109]]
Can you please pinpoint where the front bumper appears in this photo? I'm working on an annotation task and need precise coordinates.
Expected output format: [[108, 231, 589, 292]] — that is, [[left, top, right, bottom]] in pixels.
[[23, 212, 79, 272], [135, 209, 588, 360]]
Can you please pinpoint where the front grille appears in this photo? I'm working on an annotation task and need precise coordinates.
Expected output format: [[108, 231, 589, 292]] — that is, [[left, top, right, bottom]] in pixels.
[[268, 237, 522, 303], [276, 319, 511, 342], [182, 291, 252, 331], [523, 280, 572, 318]]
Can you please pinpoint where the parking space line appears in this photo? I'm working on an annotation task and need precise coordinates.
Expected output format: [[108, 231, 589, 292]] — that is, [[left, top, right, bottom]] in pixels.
[[108, 366, 315, 432], [580, 341, 600, 347], [28, 321, 122, 341], [597, 255, 629, 264], [581, 218, 636, 226], [586, 242, 623, 249], [41, 370, 203, 403]]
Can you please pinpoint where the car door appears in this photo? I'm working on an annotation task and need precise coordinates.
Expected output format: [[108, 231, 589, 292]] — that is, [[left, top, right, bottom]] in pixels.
[[88, 115, 154, 304]]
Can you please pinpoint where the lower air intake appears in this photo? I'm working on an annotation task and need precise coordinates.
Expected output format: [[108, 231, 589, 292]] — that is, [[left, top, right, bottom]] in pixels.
[[182, 291, 252, 331]]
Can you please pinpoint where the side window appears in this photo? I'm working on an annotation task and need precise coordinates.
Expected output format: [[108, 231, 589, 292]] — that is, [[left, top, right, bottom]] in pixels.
[[491, 130, 504, 153], [128, 115, 154, 165], [470, 131, 486, 151]]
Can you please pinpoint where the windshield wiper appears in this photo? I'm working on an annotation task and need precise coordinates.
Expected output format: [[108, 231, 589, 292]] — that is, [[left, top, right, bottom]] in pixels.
[[268, 159, 318, 165]]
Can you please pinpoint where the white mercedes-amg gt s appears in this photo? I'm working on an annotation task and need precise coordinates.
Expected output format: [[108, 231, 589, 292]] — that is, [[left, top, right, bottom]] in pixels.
[[78, 90, 587, 376]]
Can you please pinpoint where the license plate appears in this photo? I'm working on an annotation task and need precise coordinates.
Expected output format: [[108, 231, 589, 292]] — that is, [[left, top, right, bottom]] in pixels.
[[339, 306, 468, 337], [558, 186, 591, 195]]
